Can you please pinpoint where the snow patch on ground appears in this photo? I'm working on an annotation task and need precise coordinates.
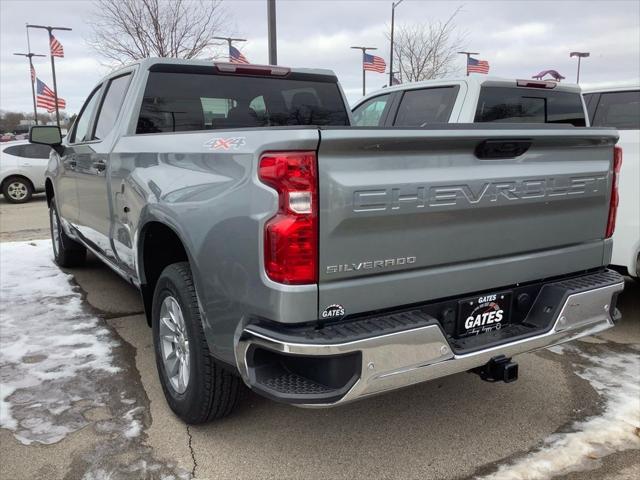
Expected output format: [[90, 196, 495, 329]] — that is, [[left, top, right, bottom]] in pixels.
[[478, 343, 640, 480], [0, 240, 120, 444]]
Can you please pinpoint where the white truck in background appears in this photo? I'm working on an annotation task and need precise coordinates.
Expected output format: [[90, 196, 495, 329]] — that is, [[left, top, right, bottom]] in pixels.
[[353, 77, 638, 278], [583, 84, 640, 278]]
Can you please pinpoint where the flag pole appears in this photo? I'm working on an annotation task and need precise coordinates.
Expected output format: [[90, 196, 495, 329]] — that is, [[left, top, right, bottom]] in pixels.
[[26, 26, 41, 125], [351, 46, 377, 97], [27, 24, 72, 128], [458, 51, 479, 77], [213, 36, 247, 62], [14, 32, 46, 126], [48, 30, 61, 127]]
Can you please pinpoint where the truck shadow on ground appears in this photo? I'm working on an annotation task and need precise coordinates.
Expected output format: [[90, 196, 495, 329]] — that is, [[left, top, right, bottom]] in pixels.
[[67, 254, 640, 479]]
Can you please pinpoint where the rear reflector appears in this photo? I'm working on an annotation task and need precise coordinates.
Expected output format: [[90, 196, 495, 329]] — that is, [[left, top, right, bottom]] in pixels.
[[605, 146, 623, 238], [516, 79, 557, 89], [259, 151, 318, 284], [214, 62, 290, 76]]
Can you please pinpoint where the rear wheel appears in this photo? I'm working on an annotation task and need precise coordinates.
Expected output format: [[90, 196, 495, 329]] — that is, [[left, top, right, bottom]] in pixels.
[[2, 176, 33, 203], [49, 198, 86, 267], [152, 262, 242, 424]]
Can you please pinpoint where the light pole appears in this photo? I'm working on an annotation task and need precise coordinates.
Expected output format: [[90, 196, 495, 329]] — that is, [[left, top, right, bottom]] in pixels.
[[27, 24, 72, 128], [351, 46, 377, 96], [570, 51, 590, 83], [389, 0, 404, 87], [457, 51, 479, 76], [213, 36, 247, 61], [267, 0, 277, 65]]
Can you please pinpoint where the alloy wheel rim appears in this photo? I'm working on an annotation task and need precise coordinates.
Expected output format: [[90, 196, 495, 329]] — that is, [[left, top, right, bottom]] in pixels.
[[159, 295, 190, 394], [7, 182, 27, 200]]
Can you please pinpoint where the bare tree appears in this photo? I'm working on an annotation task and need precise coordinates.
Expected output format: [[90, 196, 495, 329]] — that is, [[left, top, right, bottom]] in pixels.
[[390, 7, 466, 82], [88, 0, 227, 65]]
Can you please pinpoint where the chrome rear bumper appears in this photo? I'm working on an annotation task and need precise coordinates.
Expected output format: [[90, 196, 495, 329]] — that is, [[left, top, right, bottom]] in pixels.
[[235, 271, 624, 407]]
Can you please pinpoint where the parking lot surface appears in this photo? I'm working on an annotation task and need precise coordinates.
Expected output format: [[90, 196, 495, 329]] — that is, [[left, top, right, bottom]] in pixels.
[[0, 197, 638, 480]]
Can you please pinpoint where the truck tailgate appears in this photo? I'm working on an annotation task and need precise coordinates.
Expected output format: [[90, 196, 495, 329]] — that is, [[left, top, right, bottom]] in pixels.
[[317, 126, 619, 317]]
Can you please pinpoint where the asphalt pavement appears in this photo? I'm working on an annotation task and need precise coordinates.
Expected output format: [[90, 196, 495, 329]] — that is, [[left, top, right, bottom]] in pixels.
[[0, 195, 638, 480]]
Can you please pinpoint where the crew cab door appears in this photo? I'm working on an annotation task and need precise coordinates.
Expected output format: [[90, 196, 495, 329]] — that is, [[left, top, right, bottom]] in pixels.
[[57, 84, 103, 226], [74, 73, 133, 260]]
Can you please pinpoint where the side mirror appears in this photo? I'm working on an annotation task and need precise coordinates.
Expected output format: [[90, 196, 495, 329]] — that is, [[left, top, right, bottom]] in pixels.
[[29, 126, 62, 146]]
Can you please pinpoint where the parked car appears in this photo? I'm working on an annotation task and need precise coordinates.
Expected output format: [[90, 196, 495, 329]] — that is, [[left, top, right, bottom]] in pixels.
[[31, 59, 624, 424], [583, 84, 640, 278], [351, 76, 587, 127], [0, 140, 51, 203], [1, 133, 16, 142]]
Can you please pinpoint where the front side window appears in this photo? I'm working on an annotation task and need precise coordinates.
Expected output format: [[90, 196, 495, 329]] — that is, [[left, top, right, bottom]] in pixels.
[[352, 94, 390, 126], [475, 86, 586, 126], [136, 71, 349, 134], [591, 90, 640, 130], [394, 86, 459, 126], [94, 73, 132, 140], [71, 86, 102, 143]]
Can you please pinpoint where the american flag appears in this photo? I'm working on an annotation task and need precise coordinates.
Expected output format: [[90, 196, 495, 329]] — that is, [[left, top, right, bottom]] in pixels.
[[363, 53, 386, 73], [50, 35, 64, 58], [36, 78, 66, 112], [229, 45, 249, 64], [467, 57, 490, 74], [30, 64, 36, 83]]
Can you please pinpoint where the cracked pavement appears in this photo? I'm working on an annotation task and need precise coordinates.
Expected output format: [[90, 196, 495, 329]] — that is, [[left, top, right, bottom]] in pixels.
[[1, 196, 638, 480]]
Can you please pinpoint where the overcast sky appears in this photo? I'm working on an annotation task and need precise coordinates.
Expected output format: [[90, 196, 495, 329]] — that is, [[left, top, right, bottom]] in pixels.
[[1, 0, 639, 114]]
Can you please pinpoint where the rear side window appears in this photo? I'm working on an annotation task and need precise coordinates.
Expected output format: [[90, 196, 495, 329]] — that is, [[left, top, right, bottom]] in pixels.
[[394, 86, 459, 126], [591, 90, 640, 130], [23, 144, 51, 158], [136, 71, 349, 133], [475, 87, 586, 126], [1, 144, 49, 158], [352, 94, 390, 126], [94, 73, 132, 140], [3, 145, 25, 157]]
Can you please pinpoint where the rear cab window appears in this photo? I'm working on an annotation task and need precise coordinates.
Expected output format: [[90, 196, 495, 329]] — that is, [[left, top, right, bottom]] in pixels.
[[475, 86, 586, 126], [588, 90, 640, 130], [136, 68, 349, 133], [393, 86, 460, 126]]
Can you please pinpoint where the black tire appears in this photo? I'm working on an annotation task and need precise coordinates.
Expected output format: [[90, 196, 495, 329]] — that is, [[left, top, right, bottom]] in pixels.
[[2, 176, 33, 203], [49, 198, 87, 267], [152, 262, 241, 424]]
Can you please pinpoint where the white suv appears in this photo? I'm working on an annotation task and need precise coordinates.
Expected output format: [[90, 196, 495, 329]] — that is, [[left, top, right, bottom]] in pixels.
[[0, 140, 51, 203], [583, 85, 640, 278]]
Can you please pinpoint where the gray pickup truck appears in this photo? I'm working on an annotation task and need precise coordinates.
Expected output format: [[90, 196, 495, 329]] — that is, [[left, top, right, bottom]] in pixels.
[[30, 58, 624, 424]]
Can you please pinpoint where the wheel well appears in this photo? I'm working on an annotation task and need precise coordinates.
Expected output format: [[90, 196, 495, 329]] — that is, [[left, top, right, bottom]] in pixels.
[[140, 222, 189, 325], [45, 179, 54, 207]]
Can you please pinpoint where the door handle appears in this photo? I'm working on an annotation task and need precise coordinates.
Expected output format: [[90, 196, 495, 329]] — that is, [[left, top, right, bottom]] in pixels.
[[93, 161, 106, 173], [67, 159, 77, 170]]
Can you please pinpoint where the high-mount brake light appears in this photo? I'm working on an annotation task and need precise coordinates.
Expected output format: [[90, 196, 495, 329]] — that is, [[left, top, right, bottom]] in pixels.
[[259, 151, 318, 285], [516, 79, 557, 89], [605, 146, 623, 239], [214, 62, 290, 76]]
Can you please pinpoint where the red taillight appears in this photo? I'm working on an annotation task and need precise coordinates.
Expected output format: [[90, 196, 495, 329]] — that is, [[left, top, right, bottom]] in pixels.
[[605, 146, 623, 238], [259, 151, 317, 284]]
